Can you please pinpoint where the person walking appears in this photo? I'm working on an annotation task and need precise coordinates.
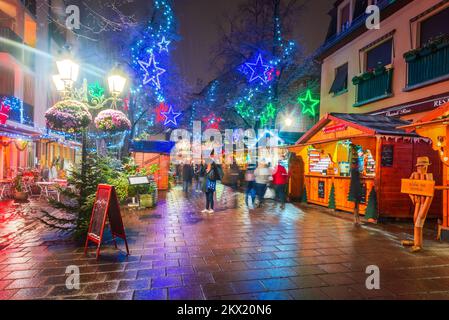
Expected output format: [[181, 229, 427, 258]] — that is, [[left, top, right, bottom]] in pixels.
[[197, 160, 206, 192], [254, 162, 272, 208], [182, 162, 194, 196], [349, 155, 363, 226], [201, 161, 220, 214], [245, 165, 257, 208], [272, 163, 289, 209]]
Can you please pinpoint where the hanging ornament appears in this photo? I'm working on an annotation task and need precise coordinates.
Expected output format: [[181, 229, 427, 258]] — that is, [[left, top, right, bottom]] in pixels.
[[298, 89, 320, 118], [203, 113, 223, 130], [158, 36, 171, 52], [245, 54, 270, 84], [138, 52, 166, 89], [161, 106, 181, 126], [0, 99, 11, 125], [156, 102, 169, 123]]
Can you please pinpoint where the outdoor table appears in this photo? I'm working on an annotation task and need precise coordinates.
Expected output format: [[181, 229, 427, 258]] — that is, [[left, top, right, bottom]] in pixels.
[[37, 182, 60, 202]]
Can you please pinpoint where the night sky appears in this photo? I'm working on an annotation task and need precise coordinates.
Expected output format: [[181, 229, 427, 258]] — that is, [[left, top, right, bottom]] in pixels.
[[173, 0, 334, 89]]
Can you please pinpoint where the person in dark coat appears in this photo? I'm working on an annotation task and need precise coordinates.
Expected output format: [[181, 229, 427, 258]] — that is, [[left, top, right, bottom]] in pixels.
[[182, 163, 194, 195], [349, 158, 363, 225]]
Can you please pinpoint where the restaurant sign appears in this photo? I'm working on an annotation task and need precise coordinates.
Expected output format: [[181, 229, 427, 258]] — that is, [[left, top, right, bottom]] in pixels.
[[401, 179, 435, 197], [372, 94, 449, 117]]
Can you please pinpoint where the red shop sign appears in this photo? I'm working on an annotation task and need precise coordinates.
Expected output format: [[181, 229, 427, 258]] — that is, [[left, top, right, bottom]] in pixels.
[[323, 123, 348, 134]]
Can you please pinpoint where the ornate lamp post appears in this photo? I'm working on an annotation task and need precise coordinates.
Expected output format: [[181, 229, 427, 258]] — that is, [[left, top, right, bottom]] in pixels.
[[48, 47, 128, 199]]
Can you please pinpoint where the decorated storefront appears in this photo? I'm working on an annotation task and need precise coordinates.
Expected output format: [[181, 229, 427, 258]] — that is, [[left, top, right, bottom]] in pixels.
[[288, 113, 442, 219]]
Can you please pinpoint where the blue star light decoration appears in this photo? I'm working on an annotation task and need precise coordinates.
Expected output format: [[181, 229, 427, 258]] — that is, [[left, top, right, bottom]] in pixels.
[[161, 106, 181, 126], [245, 54, 270, 84], [158, 36, 171, 52], [138, 52, 166, 89]]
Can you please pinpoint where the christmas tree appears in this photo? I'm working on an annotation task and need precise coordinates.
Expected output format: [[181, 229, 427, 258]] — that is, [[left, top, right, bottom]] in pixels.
[[328, 183, 336, 210], [365, 188, 378, 221]]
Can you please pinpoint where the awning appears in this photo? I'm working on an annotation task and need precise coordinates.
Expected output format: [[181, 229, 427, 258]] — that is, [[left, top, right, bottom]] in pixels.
[[130, 140, 175, 154]]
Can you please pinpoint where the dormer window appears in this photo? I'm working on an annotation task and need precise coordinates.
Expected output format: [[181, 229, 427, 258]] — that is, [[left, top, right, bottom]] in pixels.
[[338, 0, 353, 34]]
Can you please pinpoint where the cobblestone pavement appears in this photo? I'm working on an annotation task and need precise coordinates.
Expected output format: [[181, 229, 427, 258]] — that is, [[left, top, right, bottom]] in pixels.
[[2, 185, 449, 300]]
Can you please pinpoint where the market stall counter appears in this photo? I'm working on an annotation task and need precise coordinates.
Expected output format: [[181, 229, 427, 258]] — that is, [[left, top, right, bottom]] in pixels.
[[288, 113, 442, 220]]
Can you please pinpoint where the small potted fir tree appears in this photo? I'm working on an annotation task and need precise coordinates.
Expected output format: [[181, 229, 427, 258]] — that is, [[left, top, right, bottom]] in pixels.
[[13, 173, 28, 201]]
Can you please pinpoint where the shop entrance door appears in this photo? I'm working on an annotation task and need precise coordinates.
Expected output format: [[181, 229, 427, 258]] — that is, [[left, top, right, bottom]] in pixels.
[[289, 153, 304, 201]]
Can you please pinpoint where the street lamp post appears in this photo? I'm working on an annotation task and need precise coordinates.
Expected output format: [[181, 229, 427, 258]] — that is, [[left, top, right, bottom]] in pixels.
[[51, 49, 127, 199]]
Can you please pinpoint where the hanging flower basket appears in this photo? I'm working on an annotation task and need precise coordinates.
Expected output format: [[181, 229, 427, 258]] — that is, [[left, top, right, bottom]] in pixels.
[[45, 100, 91, 133], [94, 109, 131, 133]]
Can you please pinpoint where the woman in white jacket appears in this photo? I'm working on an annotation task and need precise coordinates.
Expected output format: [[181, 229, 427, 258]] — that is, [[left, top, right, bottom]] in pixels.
[[254, 162, 272, 208]]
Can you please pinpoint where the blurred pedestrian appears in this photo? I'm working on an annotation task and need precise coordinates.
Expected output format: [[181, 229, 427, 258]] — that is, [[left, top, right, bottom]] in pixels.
[[272, 162, 289, 209], [254, 162, 272, 208], [349, 157, 363, 226], [245, 164, 257, 208], [182, 162, 194, 195]]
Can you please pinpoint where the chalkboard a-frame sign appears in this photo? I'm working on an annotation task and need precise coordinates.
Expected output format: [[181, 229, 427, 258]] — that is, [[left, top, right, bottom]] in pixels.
[[84, 184, 130, 260]]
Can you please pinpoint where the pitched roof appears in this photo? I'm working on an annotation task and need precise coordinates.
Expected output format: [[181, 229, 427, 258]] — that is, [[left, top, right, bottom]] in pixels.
[[330, 113, 419, 136], [296, 113, 420, 145]]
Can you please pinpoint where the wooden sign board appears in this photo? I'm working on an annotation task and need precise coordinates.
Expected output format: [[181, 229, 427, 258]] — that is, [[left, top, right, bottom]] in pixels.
[[84, 184, 129, 260], [401, 179, 435, 197]]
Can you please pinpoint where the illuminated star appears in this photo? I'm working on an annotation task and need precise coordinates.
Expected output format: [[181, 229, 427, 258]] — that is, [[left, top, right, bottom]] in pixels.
[[245, 54, 270, 84], [298, 90, 320, 117], [265, 103, 277, 119], [138, 53, 166, 89], [161, 106, 181, 126], [158, 36, 171, 52]]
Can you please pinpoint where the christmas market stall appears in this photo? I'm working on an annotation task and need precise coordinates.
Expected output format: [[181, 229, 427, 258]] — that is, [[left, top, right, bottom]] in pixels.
[[130, 140, 175, 190], [288, 113, 442, 220]]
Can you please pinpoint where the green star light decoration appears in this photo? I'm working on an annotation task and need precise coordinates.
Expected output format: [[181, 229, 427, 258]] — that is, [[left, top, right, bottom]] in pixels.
[[298, 89, 319, 118], [259, 103, 278, 127]]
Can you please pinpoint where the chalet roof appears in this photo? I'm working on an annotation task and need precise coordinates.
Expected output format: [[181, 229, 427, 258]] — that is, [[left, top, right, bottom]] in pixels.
[[330, 113, 418, 136], [296, 113, 420, 145]]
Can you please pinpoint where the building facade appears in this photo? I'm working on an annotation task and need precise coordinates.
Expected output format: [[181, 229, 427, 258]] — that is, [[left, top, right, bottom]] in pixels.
[[318, 0, 449, 121], [0, 0, 79, 180]]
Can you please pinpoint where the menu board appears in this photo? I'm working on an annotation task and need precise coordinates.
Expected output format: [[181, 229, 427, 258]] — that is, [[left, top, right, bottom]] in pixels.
[[318, 181, 326, 199], [85, 184, 129, 259], [128, 176, 150, 185], [381, 145, 394, 167], [89, 187, 110, 240]]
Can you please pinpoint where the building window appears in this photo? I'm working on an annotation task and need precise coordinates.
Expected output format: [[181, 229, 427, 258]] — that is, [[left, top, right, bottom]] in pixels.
[[339, 3, 351, 33], [365, 38, 393, 71], [420, 6, 449, 46], [330, 63, 348, 95]]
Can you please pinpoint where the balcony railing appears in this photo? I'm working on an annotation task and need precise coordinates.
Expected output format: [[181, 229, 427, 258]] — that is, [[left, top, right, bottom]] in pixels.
[[0, 27, 35, 71], [406, 44, 449, 89], [353, 68, 394, 107]]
